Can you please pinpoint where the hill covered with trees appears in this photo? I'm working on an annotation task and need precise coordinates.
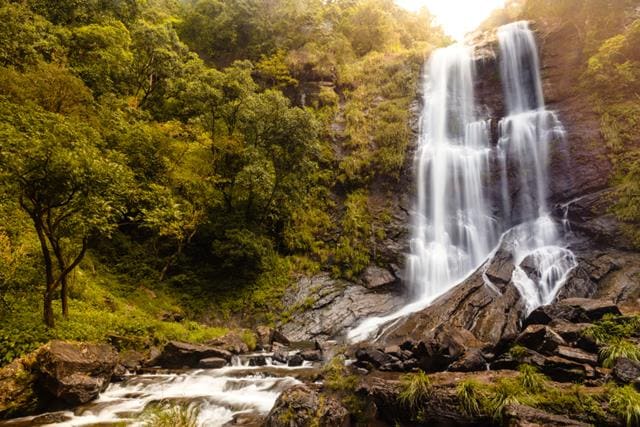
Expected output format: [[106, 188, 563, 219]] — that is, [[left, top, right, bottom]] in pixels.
[[0, 0, 448, 363]]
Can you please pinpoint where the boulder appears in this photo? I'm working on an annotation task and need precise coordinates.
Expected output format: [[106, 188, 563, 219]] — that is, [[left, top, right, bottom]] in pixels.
[[264, 384, 350, 427], [383, 345, 402, 359], [198, 357, 227, 369], [613, 357, 640, 384], [516, 325, 566, 355], [207, 332, 250, 354], [503, 404, 590, 426], [288, 354, 304, 367], [154, 341, 232, 368], [37, 341, 117, 405], [360, 265, 397, 291]]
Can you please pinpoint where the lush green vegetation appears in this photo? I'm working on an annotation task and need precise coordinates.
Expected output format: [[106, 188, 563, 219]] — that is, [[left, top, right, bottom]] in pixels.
[[0, 0, 447, 363]]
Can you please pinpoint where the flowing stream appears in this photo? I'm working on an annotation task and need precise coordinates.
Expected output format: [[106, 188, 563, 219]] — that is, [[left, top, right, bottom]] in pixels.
[[349, 21, 576, 341], [0, 358, 313, 427]]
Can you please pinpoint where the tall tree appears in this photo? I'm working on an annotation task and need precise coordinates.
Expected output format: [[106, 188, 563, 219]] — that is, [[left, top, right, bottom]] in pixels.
[[0, 103, 132, 326]]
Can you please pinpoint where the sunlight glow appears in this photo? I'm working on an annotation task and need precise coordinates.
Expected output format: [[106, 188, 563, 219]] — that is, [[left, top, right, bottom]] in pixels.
[[396, 0, 506, 41]]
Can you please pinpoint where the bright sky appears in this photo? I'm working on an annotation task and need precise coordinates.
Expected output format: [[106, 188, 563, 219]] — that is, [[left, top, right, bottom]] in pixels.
[[396, 0, 507, 41]]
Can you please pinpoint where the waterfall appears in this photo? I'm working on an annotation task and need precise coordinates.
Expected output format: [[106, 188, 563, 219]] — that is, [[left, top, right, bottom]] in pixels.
[[496, 21, 576, 314], [348, 21, 575, 342], [407, 44, 496, 299]]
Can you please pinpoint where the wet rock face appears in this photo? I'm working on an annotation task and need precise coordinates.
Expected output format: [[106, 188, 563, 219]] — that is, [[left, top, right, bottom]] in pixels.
[[264, 384, 350, 427], [279, 273, 404, 342], [36, 341, 117, 405]]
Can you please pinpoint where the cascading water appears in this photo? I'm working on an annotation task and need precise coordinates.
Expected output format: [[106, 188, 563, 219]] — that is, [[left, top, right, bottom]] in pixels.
[[408, 45, 497, 299], [495, 21, 577, 314], [349, 21, 576, 342]]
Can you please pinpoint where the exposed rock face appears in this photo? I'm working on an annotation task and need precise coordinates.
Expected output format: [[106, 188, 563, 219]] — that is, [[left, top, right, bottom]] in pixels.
[[36, 341, 117, 405], [379, 258, 525, 349], [279, 273, 403, 342], [151, 341, 232, 369], [264, 384, 350, 427], [360, 266, 398, 291]]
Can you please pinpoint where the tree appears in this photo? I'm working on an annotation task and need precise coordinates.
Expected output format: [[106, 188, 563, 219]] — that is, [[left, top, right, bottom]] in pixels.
[[0, 102, 132, 327]]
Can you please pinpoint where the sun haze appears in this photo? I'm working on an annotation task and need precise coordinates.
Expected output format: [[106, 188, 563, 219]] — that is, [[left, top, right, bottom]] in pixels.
[[396, 0, 507, 41]]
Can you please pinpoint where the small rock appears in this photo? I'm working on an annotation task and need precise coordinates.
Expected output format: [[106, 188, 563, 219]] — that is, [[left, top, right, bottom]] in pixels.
[[249, 356, 267, 367], [255, 326, 273, 350], [272, 349, 289, 364], [355, 348, 393, 368], [112, 364, 127, 382], [449, 348, 486, 372], [288, 354, 304, 367], [613, 357, 640, 383], [360, 265, 397, 290], [271, 330, 290, 346], [554, 346, 598, 365], [384, 345, 402, 359], [199, 357, 227, 369], [207, 332, 250, 354], [485, 247, 515, 285], [300, 349, 322, 362]]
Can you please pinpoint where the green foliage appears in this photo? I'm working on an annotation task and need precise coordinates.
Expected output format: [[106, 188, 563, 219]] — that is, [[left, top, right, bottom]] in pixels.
[[509, 344, 529, 359], [142, 402, 200, 427], [583, 314, 640, 344], [609, 385, 640, 427], [600, 339, 640, 368], [398, 370, 432, 411]]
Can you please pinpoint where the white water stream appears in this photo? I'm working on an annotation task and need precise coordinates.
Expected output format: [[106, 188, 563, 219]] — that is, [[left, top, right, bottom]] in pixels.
[[349, 21, 576, 342], [1, 359, 311, 427]]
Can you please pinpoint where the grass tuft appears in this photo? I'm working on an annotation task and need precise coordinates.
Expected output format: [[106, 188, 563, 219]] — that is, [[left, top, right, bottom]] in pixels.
[[518, 364, 547, 393], [457, 379, 484, 416], [398, 370, 431, 411], [142, 402, 200, 427], [609, 385, 640, 427], [599, 339, 640, 368]]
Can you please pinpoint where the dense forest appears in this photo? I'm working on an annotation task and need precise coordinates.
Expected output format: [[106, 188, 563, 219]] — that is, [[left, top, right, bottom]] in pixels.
[[0, 0, 448, 362]]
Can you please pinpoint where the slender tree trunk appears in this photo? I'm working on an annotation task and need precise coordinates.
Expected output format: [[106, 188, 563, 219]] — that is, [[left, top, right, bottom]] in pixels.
[[43, 290, 54, 328], [60, 276, 68, 318]]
